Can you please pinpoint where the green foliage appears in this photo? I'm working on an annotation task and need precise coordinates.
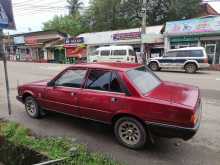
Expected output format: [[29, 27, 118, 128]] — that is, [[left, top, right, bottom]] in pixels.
[[43, 0, 202, 35], [0, 121, 122, 165], [43, 15, 82, 36]]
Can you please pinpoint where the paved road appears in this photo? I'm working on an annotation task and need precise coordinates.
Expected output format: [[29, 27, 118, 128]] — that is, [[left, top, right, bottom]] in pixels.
[[1, 62, 220, 165]]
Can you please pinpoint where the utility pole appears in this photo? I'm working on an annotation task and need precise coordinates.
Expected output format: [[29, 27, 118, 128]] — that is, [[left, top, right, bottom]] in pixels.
[[140, 0, 147, 66], [0, 29, 12, 115]]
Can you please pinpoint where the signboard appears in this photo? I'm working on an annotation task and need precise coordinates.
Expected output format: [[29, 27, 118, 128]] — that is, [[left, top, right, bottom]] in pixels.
[[141, 33, 164, 44], [113, 32, 141, 41], [25, 36, 38, 45], [0, 0, 15, 29], [65, 37, 84, 45], [66, 46, 86, 58], [14, 36, 25, 44], [166, 16, 220, 35]]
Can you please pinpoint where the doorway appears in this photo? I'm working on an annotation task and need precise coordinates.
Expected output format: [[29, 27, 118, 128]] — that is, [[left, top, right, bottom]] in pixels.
[[205, 44, 216, 64]]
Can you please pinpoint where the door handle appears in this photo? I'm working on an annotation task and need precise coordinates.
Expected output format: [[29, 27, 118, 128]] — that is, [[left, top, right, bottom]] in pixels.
[[111, 97, 118, 103], [70, 92, 77, 96]]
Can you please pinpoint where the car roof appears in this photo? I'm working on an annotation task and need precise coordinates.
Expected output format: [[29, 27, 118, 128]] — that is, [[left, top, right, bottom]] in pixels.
[[68, 62, 142, 72], [168, 47, 205, 52], [96, 45, 134, 51]]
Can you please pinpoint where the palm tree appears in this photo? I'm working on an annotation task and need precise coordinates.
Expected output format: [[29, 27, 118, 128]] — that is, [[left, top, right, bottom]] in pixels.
[[67, 0, 83, 16]]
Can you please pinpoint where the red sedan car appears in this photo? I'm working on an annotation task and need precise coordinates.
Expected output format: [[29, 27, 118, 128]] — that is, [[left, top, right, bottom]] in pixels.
[[17, 63, 202, 149]]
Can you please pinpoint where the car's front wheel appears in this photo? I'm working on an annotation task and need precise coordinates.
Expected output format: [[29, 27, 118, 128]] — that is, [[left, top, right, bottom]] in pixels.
[[114, 117, 147, 149], [24, 96, 41, 118]]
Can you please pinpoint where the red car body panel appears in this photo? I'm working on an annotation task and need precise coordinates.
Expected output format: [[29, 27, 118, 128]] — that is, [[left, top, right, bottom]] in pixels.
[[17, 63, 202, 140]]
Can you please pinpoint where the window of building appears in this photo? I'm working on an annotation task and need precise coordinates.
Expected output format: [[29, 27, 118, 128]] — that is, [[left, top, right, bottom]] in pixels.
[[55, 69, 87, 88]]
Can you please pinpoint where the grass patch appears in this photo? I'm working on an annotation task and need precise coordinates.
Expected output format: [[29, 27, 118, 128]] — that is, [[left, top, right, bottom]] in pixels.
[[0, 121, 123, 165]]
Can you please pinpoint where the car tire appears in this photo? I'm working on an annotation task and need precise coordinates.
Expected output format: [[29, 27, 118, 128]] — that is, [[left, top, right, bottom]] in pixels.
[[149, 62, 160, 71], [114, 117, 147, 149], [24, 96, 41, 119], [185, 63, 197, 73]]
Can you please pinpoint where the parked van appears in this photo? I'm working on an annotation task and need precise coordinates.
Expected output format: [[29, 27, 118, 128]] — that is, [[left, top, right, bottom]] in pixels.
[[88, 46, 138, 63], [148, 47, 210, 73]]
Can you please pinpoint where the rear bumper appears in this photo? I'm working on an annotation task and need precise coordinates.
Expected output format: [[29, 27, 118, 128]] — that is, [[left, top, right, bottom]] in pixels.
[[16, 96, 23, 103], [198, 63, 210, 69], [145, 104, 202, 140]]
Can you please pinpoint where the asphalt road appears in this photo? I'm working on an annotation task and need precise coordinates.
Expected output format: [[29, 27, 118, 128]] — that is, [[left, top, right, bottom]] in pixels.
[[1, 62, 220, 165]]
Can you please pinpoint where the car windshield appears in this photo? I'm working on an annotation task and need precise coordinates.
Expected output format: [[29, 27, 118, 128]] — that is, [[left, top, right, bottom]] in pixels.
[[126, 67, 161, 95]]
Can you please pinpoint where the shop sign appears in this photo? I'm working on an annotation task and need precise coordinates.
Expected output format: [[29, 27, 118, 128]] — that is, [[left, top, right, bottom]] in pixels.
[[14, 36, 25, 44], [142, 33, 164, 44], [66, 46, 86, 58], [170, 36, 199, 43], [113, 32, 141, 41], [0, 0, 15, 29], [65, 37, 84, 45], [166, 16, 220, 35], [25, 36, 38, 45]]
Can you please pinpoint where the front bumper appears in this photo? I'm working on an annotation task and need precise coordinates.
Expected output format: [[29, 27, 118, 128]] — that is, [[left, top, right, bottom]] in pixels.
[[16, 95, 23, 103], [145, 104, 202, 140]]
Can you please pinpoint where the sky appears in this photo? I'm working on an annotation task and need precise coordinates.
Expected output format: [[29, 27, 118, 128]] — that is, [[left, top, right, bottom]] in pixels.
[[4, 0, 220, 34]]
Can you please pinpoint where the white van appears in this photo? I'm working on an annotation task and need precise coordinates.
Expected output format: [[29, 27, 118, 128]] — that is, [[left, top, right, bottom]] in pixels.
[[88, 46, 138, 63]]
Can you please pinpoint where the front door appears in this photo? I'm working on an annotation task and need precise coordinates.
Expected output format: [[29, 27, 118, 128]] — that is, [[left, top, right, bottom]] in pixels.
[[43, 69, 87, 115], [78, 70, 127, 123]]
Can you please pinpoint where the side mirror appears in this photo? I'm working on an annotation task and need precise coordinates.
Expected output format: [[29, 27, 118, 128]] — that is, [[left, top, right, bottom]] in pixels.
[[47, 81, 55, 87]]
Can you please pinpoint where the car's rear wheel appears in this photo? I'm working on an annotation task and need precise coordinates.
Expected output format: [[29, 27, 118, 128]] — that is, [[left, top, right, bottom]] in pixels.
[[24, 96, 41, 118], [185, 63, 197, 73], [114, 117, 147, 149], [149, 62, 160, 71]]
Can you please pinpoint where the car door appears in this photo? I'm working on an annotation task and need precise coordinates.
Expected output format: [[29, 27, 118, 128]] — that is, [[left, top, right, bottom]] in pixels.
[[43, 69, 87, 116], [78, 69, 127, 123], [159, 51, 177, 68]]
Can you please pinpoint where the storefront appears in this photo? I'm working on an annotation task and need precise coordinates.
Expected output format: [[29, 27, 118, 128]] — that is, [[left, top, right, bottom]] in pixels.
[[78, 25, 163, 57], [64, 37, 87, 64], [164, 15, 220, 65]]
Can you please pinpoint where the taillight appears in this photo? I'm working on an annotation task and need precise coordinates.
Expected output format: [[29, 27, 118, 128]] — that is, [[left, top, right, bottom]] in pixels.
[[204, 58, 208, 63], [190, 114, 198, 126]]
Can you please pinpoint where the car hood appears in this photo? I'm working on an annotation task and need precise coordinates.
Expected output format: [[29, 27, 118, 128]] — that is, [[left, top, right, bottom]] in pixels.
[[27, 79, 50, 86], [146, 81, 199, 108]]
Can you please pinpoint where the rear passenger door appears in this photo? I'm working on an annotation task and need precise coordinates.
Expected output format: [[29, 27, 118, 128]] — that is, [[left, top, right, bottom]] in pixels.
[[78, 69, 127, 123]]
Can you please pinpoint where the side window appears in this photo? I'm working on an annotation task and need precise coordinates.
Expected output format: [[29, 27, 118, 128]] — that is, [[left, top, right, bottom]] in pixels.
[[55, 69, 87, 88], [165, 51, 177, 57], [86, 70, 111, 91], [113, 50, 127, 56], [176, 51, 188, 57], [100, 50, 110, 56], [110, 72, 123, 93], [190, 50, 203, 57], [129, 50, 136, 56], [93, 51, 99, 56]]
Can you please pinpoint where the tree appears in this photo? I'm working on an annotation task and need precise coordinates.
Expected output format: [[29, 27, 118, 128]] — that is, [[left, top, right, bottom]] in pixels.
[[67, 0, 83, 16], [43, 15, 82, 36]]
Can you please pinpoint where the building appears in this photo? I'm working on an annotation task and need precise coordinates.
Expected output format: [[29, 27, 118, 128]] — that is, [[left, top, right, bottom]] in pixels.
[[164, 15, 220, 65], [77, 25, 164, 58], [4, 30, 67, 62]]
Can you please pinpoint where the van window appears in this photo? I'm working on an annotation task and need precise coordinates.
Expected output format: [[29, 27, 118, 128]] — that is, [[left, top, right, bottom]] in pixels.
[[100, 50, 110, 56], [176, 51, 188, 57], [112, 50, 127, 56]]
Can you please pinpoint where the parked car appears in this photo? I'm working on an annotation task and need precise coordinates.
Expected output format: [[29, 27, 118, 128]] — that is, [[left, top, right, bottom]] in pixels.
[[148, 47, 209, 73], [17, 63, 202, 149], [88, 46, 138, 63]]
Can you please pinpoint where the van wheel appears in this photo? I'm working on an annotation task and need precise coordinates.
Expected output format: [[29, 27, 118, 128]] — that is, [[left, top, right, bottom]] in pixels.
[[185, 63, 197, 73], [24, 96, 41, 119], [149, 62, 159, 71], [114, 117, 147, 149]]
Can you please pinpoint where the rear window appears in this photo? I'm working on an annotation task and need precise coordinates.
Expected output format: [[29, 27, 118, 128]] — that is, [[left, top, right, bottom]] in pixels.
[[112, 50, 127, 56], [127, 67, 161, 95]]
